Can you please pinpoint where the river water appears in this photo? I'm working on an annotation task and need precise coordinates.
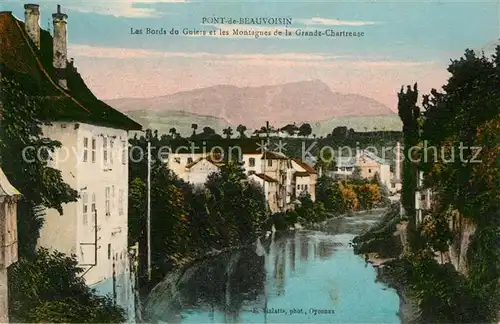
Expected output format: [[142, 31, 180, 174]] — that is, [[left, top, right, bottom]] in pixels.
[[144, 211, 401, 323]]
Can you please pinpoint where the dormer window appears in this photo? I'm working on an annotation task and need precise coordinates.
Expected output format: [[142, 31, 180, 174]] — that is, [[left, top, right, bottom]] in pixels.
[[187, 157, 193, 164]]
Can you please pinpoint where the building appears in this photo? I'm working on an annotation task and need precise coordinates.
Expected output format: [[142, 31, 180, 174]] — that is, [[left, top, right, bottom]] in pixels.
[[184, 156, 224, 187], [0, 4, 142, 320], [331, 150, 392, 189], [415, 170, 432, 227], [164, 139, 316, 213], [0, 168, 21, 323], [291, 158, 317, 201]]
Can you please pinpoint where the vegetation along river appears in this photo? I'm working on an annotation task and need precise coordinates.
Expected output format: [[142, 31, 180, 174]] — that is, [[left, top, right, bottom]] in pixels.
[[143, 210, 400, 323]]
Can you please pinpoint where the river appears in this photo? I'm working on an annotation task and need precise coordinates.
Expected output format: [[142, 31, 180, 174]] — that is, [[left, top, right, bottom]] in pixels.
[[143, 210, 401, 323]]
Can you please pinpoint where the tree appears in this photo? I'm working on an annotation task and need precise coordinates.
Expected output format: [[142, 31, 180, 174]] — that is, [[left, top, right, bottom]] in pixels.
[[169, 127, 177, 138], [222, 127, 233, 139], [236, 124, 247, 138], [8, 248, 125, 323], [191, 123, 198, 136], [316, 176, 344, 213], [0, 77, 78, 258], [397, 83, 421, 226], [298, 123, 312, 137]]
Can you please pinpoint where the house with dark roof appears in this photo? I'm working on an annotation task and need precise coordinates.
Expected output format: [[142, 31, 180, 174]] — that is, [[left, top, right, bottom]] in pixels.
[[0, 4, 140, 319], [291, 158, 318, 201]]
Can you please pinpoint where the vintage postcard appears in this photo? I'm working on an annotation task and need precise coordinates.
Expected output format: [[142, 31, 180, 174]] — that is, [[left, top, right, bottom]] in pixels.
[[0, 0, 499, 323]]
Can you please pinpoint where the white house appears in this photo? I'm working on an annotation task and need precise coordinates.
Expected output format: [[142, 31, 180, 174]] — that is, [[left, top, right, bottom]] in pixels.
[[1, 5, 142, 320], [184, 156, 224, 186]]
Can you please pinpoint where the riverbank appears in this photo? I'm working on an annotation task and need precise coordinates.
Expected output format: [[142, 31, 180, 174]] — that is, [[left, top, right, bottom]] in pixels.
[[351, 203, 421, 323]]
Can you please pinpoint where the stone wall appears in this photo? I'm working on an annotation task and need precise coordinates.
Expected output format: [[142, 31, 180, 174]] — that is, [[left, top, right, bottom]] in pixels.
[[0, 268, 8, 323]]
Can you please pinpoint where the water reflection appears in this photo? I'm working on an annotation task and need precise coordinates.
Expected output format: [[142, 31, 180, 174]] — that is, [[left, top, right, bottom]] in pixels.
[[145, 214, 400, 323]]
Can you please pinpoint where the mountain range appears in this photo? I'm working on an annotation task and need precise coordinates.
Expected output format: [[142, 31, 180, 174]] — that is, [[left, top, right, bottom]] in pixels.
[[106, 80, 402, 136]]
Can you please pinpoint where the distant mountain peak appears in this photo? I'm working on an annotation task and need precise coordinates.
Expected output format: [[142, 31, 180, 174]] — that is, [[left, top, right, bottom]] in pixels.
[[107, 80, 394, 128]]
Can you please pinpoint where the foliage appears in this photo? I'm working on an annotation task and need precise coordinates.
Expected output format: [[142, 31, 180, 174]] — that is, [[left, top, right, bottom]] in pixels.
[[8, 248, 125, 323], [397, 83, 420, 226], [0, 77, 78, 257], [316, 176, 345, 213]]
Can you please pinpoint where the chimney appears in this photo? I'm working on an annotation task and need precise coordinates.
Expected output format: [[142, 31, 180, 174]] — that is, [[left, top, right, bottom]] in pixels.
[[24, 4, 40, 49], [52, 4, 68, 89], [395, 141, 401, 180]]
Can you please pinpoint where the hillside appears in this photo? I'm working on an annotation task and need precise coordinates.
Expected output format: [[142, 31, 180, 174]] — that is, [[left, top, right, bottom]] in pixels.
[[106, 80, 396, 129]]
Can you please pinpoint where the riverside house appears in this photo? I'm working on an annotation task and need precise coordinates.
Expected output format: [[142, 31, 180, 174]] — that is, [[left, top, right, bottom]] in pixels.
[[0, 4, 142, 320]]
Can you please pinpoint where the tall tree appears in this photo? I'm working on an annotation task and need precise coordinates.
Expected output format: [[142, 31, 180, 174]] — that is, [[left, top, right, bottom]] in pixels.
[[397, 83, 421, 227], [191, 123, 198, 136]]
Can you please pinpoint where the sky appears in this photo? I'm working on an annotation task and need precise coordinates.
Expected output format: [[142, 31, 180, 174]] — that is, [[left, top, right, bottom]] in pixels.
[[2, 0, 499, 111]]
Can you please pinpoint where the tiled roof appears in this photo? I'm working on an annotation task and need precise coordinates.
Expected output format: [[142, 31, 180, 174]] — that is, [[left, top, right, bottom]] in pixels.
[[0, 167, 20, 197], [359, 150, 388, 165], [292, 158, 317, 174], [262, 151, 289, 160], [185, 155, 224, 169], [252, 173, 278, 183], [0, 12, 142, 131]]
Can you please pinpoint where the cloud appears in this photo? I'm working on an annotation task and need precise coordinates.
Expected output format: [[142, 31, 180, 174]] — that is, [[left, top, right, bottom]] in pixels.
[[69, 44, 434, 70], [299, 17, 377, 26], [68, 44, 344, 60], [62, 0, 186, 18]]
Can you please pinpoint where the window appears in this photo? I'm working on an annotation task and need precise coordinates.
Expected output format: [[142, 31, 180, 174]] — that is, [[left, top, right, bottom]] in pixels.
[[105, 187, 110, 216], [297, 184, 300, 190], [110, 139, 114, 165], [91, 138, 96, 163], [267, 159, 272, 167], [119, 189, 124, 215], [187, 157, 193, 164], [304, 184, 308, 191], [392, 183, 396, 188], [112, 186, 115, 209], [121, 140, 127, 165], [91, 193, 96, 213], [368, 169, 372, 173], [83, 137, 88, 162], [103, 137, 108, 165], [108, 244, 111, 260], [249, 158, 255, 167], [82, 192, 88, 225]]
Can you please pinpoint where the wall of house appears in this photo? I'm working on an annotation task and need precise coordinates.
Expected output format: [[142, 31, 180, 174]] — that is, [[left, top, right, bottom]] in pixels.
[[167, 153, 205, 180], [0, 268, 7, 323], [379, 164, 391, 189], [242, 154, 262, 174], [38, 123, 78, 257], [39, 122, 135, 320], [186, 159, 220, 186], [357, 156, 381, 179]]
